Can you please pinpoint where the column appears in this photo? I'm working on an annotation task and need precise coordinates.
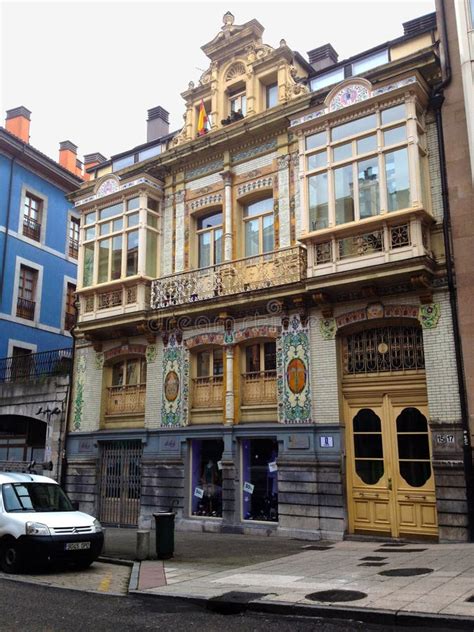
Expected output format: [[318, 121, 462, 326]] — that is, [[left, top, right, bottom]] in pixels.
[[220, 171, 233, 261], [225, 345, 234, 425], [161, 193, 174, 276]]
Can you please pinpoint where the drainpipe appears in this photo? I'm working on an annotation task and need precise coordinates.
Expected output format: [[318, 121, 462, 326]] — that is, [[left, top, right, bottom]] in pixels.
[[60, 298, 78, 489], [0, 156, 16, 303], [430, 0, 474, 541]]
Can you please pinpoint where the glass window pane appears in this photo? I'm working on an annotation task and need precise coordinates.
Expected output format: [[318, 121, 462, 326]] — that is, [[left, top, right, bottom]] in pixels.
[[397, 408, 428, 433], [85, 227, 95, 241], [85, 212, 95, 225], [353, 409, 381, 432], [264, 342, 276, 371], [266, 83, 278, 108], [383, 125, 406, 146], [191, 439, 224, 517], [245, 198, 272, 217], [126, 230, 139, 276], [112, 155, 134, 171], [99, 202, 122, 221], [83, 243, 94, 286], [214, 229, 223, 265], [127, 213, 139, 227], [358, 157, 380, 218], [381, 103, 406, 125], [355, 460, 384, 485], [197, 351, 211, 377], [198, 211, 222, 229], [246, 344, 260, 373], [139, 145, 161, 162], [245, 219, 260, 257], [98, 239, 110, 283], [307, 151, 326, 170], [213, 349, 224, 376], [333, 142, 352, 162], [147, 213, 158, 229], [335, 164, 355, 224], [127, 197, 140, 211], [147, 197, 159, 212], [241, 95, 247, 116], [352, 49, 388, 74], [308, 173, 328, 231], [111, 235, 122, 280], [126, 359, 138, 385], [306, 131, 326, 151], [385, 148, 410, 211], [242, 439, 278, 522], [198, 232, 211, 268], [99, 222, 110, 236], [112, 362, 124, 386], [262, 215, 274, 253], [357, 134, 377, 154], [399, 461, 431, 488], [354, 434, 383, 458], [146, 231, 157, 277], [113, 218, 123, 232], [310, 67, 345, 91], [398, 435, 430, 460], [332, 114, 377, 142]]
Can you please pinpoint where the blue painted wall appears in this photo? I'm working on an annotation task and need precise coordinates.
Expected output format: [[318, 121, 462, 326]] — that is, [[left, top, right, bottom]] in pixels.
[[0, 152, 78, 359]]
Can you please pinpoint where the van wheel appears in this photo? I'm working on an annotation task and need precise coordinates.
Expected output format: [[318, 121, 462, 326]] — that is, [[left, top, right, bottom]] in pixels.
[[0, 540, 23, 574]]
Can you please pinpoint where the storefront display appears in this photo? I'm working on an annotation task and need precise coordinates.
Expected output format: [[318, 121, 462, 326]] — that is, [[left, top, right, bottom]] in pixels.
[[191, 439, 223, 518], [242, 438, 278, 522]]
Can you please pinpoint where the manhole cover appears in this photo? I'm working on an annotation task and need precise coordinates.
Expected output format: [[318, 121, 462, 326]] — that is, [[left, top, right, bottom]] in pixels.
[[306, 589, 367, 603], [301, 545, 333, 551], [375, 548, 427, 553], [379, 568, 433, 577], [358, 562, 387, 567], [361, 556, 387, 561]]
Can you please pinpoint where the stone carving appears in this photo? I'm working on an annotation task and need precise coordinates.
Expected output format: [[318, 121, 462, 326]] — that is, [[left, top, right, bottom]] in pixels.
[[96, 177, 119, 197], [277, 154, 291, 170], [95, 352, 104, 370], [237, 177, 273, 196], [146, 344, 157, 363], [225, 62, 246, 81], [328, 81, 371, 111], [189, 193, 223, 211], [419, 303, 441, 329]]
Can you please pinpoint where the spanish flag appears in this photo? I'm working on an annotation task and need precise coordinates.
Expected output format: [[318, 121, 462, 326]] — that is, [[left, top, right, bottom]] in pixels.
[[197, 99, 208, 136]]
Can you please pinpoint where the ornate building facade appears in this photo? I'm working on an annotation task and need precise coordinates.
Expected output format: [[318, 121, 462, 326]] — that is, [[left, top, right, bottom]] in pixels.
[[66, 12, 470, 541]]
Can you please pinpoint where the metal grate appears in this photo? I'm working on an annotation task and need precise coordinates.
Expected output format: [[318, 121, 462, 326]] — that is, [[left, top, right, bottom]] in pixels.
[[343, 326, 425, 374], [98, 440, 142, 527]]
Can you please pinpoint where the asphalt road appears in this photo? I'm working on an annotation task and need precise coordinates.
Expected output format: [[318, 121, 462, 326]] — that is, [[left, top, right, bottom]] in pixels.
[[0, 578, 456, 632]]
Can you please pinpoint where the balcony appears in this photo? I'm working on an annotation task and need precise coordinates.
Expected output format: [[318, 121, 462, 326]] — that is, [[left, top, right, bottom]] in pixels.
[[78, 281, 150, 325], [151, 246, 307, 310], [105, 384, 146, 416], [16, 297, 35, 320], [307, 219, 431, 278], [192, 376, 224, 409], [68, 238, 79, 259], [0, 348, 72, 384], [23, 217, 41, 241], [241, 371, 277, 406]]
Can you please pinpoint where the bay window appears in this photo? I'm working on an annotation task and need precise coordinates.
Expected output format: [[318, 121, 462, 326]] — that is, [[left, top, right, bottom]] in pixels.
[[305, 101, 426, 232]]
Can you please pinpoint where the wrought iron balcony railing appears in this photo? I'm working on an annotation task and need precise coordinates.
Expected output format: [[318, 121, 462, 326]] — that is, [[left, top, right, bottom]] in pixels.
[[105, 384, 146, 416], [151, 245, 307, 310], [23, 216, 41, 241], [68, 238, 79, 259], [16, 297, 35, 320], [0, 348, 73, 384]]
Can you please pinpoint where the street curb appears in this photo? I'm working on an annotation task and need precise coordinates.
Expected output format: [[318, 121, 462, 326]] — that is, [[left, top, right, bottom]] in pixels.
[[128, 589, 474, 630], [128, 562, 141, 592], [98, 555, 134, 567]]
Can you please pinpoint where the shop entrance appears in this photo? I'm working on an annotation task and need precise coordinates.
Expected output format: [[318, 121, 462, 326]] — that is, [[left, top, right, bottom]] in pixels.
[[98, 441, 142, 526], [342, 325, 437, 539]]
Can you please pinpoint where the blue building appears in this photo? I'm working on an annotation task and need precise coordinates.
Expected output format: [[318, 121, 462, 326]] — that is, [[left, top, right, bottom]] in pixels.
[[0, 107, 83, 359], [0, 106, 83, 478]]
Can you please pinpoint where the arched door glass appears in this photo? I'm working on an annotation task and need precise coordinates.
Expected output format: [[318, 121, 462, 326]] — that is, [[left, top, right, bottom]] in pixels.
[[353, 408, 384, 484], [396, 407, 431, 487]]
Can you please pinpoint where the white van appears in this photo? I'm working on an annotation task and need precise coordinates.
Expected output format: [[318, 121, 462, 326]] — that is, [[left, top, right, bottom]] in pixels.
[[0, 472, 103, 573]]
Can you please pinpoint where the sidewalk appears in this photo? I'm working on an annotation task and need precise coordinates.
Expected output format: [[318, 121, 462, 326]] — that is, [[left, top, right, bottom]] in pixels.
[[104, 529, 474, 627]]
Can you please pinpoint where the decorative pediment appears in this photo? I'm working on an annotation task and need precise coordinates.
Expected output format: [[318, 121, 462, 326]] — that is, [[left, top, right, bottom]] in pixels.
[[326, 79, 372, 112], [201, 12, 265, 61], [225, 62, 246, 81], [95, 176, 119, 196]]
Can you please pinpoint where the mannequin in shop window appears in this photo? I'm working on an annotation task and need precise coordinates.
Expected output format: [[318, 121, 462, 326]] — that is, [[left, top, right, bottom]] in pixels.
[[198, 459, 222, 517]]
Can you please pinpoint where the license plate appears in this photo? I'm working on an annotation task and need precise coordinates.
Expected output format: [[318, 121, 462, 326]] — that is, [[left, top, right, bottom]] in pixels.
[[65, 542, 91, 551]]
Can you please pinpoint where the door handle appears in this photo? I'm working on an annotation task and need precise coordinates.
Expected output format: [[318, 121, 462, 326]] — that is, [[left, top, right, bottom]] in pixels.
[[387, 477, 392, 490]]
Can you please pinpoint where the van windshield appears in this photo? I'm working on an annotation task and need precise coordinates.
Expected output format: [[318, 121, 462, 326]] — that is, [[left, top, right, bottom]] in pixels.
[[2, 483, 74, 512]]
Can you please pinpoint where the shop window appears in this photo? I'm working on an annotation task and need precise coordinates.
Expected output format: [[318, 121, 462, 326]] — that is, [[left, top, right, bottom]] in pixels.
[[191, 439, 224, 518], [242, 438, 278, 522]]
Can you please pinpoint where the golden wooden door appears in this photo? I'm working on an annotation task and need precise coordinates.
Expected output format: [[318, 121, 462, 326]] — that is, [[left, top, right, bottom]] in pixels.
[[345, 388, 437, 539]]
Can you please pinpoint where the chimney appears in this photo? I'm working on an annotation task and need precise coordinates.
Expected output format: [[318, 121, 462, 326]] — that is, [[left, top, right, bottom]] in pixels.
[[59, 140, 78, 173], [5, 106, 31, 143], [147, 106, 169, 143], [83, 152, 107, 181], [403, 12, 436, 37], [307, 43, 339, 72]]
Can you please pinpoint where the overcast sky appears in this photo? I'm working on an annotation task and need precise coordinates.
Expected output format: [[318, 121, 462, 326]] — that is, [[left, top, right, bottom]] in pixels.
[[1, 0, 434, 163]]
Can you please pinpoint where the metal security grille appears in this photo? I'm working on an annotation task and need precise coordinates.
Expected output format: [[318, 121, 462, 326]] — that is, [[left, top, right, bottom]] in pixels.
[[98, 441, 142, 526], [343, 326, 425, 374]]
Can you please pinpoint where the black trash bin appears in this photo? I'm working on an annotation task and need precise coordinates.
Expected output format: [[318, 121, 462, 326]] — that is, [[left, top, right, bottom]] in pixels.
[[153, 512, 175, 559]]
